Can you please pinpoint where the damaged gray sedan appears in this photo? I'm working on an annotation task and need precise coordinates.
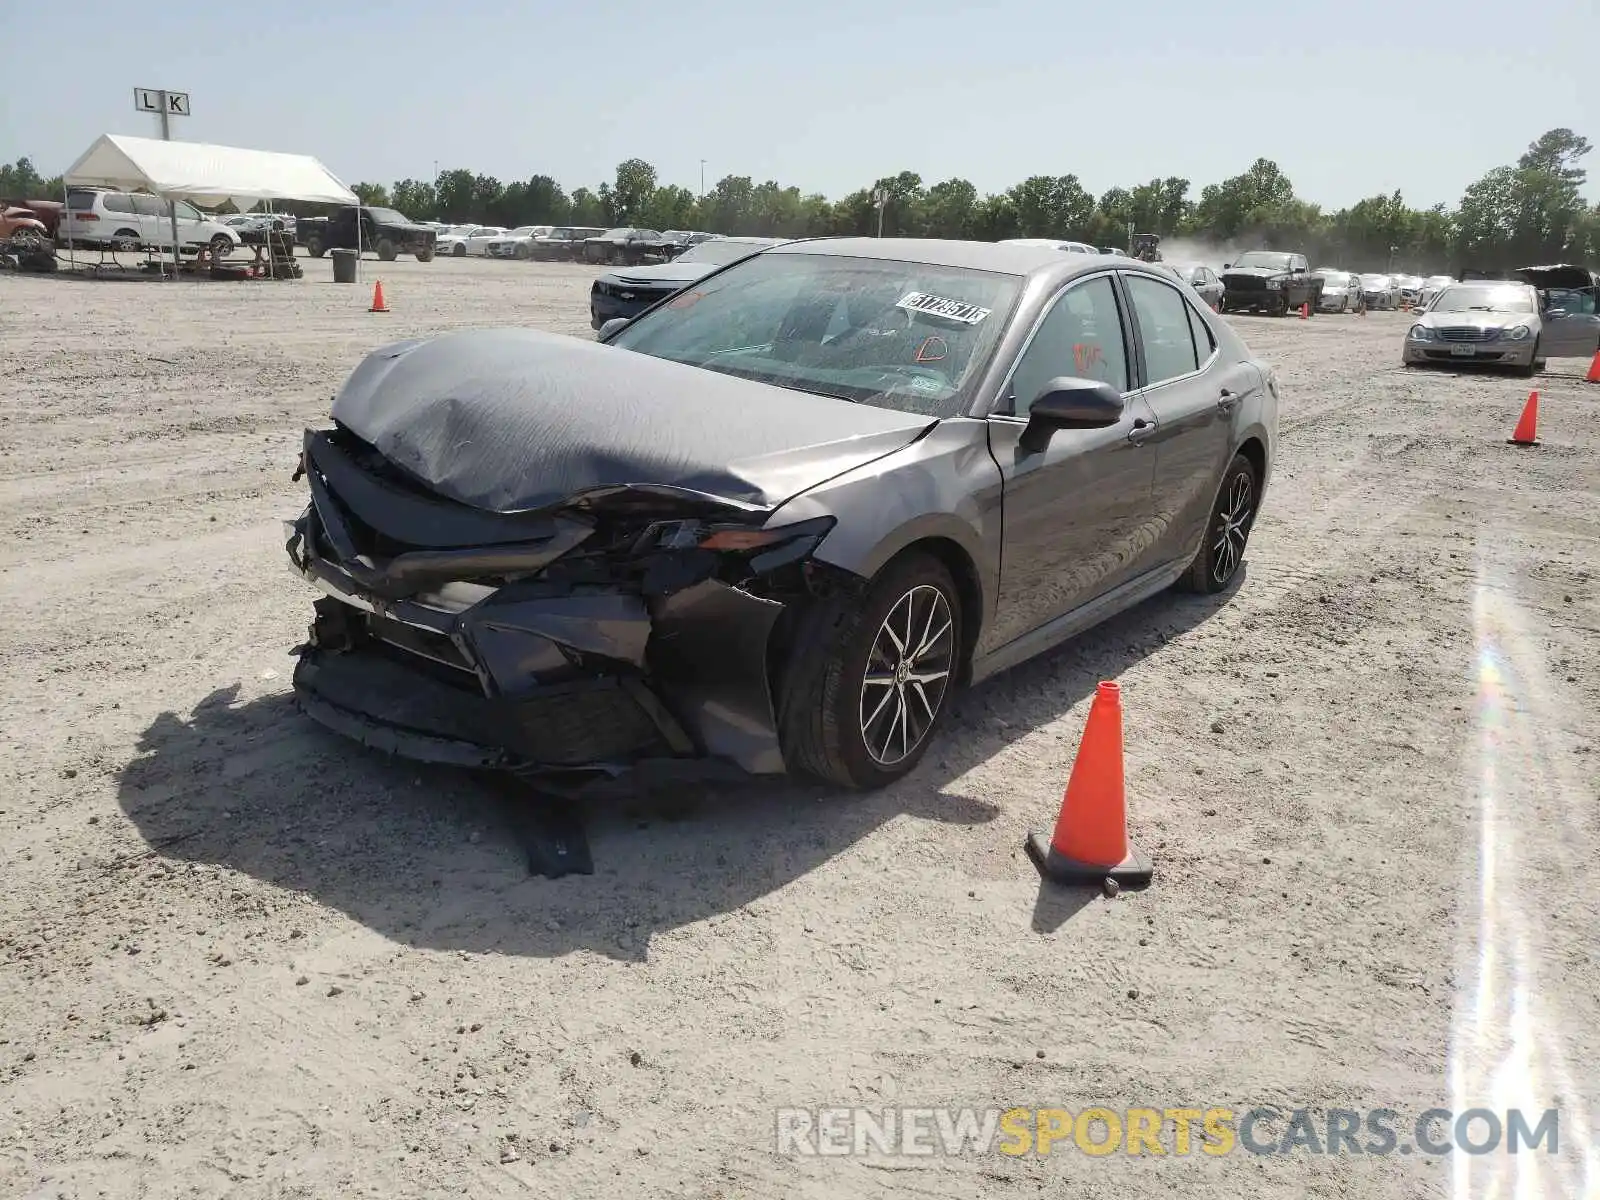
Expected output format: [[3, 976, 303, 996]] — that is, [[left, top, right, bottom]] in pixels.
[[286, 238, 1277, 789]]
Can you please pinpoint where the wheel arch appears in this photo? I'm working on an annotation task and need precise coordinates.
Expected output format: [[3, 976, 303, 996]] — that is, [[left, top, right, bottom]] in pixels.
[[875, 535, 985, 687]]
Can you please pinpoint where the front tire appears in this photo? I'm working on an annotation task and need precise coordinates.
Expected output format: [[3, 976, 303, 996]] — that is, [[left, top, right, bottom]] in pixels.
[[376, 237, 398, 262], [778, 553, 962, 789], [414, 246, 434, 262], [305, 235, 325, 258], [209, 234, 233, 257], [1176, 453, 1258, 594], [452, 242, 466, 257]]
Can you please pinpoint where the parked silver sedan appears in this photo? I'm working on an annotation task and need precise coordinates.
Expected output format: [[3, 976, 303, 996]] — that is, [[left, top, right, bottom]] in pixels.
[[1314, 269, 1362, 312], [1170, 262, 1224, 310], [1359, 273, 1400, 310], [1401, 277, 1599, 375]]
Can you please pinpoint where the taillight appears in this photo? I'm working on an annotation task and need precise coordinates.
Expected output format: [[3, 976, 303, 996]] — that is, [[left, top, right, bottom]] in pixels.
[[77, 212, 99, 221]]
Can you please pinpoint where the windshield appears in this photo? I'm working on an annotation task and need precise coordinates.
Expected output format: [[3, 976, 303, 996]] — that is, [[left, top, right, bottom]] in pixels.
[[608, 251, 1021, 418], [1361, 275, 1391, 286], [364, 208, 409, 225], [507, 227, 536, 237], [678, 239, 773, 266], [599, 228, 630, 239], [1429, 285, 1535, 314], [1231, 252, 1294, 271], [1319, 271, 1352, 285]]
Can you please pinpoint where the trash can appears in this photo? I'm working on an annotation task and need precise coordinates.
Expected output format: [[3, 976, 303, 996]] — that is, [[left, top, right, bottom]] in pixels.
[[330, 248, 358, 284]]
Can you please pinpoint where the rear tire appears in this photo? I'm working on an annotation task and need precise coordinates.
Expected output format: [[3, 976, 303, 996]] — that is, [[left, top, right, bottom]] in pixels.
[[305, 235, 325, 258], [453, 242, 466, 257], [777, 553, 962, 790], [414, 246, 434, 262], [1176, 453, 1258, 594], [376, 237, 398, 262], [514, 244, 531, 259]]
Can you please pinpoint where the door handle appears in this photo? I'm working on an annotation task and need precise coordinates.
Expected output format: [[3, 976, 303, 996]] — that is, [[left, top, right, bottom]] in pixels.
[[1217, 388, 1239, 413], [1127, 416, 1157, 444]]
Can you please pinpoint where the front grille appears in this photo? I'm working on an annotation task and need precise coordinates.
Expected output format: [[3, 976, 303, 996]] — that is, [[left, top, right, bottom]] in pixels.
[[1224, 276, 1266, 292], [1436, 327, 1495, 342]]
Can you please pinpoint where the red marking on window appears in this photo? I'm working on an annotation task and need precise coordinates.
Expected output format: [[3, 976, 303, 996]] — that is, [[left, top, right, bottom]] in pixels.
[[915, 335, 948, 363]]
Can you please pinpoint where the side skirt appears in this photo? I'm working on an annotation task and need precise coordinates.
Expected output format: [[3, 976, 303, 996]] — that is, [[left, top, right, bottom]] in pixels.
[[968, 557, 1191, 685]]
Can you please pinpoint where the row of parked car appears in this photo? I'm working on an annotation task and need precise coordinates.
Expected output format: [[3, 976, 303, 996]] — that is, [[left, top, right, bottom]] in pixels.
[[421, 221, 722, 264], [1309, 270, 1453, 313]]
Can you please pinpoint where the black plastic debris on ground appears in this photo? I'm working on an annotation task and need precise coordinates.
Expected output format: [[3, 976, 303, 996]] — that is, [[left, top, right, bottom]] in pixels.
[[488, 771, 599, 879]]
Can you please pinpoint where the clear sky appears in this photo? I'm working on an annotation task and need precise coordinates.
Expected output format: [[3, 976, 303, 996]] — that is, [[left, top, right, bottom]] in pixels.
[[4, 0, 1596, 211]]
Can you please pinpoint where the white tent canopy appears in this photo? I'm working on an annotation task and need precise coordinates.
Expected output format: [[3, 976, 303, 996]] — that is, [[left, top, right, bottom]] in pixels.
[[62, 133, 357, 211]]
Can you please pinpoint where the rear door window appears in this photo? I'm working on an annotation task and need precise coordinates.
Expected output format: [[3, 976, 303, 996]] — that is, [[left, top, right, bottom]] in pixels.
[[1126, 274, 1201, 384]]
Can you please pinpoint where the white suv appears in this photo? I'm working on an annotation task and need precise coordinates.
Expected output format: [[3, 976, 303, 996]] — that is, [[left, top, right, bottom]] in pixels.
[[58, 188, 241, 255]]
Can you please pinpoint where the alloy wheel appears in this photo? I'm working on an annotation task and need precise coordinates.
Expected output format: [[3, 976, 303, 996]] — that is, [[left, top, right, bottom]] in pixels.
[[858, 584, 954, 767], [1211, 470, 1254, 585]]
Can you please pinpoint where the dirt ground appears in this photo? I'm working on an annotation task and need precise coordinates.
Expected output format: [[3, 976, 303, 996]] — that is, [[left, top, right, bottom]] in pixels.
[[2, 253, 1597, 1200]]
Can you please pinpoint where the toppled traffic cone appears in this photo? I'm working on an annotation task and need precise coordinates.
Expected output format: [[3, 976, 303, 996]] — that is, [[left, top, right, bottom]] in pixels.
[[1507, 391, 1539, 446], [369, 280, 389, 313], [1026, 681, 1152, 888], [1299, 301, 1309, 319], [1585, 349, 1600, 383]]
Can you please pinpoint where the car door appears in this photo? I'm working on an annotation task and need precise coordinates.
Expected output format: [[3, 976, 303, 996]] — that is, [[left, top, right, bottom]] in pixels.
[[983, 272, 1160, 650], [1122, 271, 1246, 562], [1538, 286, 1600, 357], [123, 193, 158, 245], [173, 200, 207, 246]]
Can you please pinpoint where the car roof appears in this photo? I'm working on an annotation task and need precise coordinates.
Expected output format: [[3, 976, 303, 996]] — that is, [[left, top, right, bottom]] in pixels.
[[768, 237, 1150, 280]]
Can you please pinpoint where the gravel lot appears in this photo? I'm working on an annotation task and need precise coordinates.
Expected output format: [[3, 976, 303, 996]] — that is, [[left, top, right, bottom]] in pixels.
[[2, 253, 1597, 1199]]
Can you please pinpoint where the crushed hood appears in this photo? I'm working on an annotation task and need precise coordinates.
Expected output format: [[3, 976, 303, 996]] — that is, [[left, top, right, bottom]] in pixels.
[[329, 328, 937, 515]]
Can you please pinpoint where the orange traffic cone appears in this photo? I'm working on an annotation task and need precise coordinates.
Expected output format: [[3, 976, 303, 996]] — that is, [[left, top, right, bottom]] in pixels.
[[1585, 349, 1600, 383], [1507, 391, 1539, 446], [1299, 302, 1309, 319], [1025, 681, 1152, 887], [369, 280, 389, 313]]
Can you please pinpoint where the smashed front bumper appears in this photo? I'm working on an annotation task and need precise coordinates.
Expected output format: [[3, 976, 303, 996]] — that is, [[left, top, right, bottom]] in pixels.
[[282, 438, 802, 778]]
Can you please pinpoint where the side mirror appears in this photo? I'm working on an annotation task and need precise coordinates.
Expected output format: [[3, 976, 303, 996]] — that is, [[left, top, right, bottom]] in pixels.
[[597, 317, 631, 341], [1222, 263, 1231, 270], [1018, 377, 1124, 454]]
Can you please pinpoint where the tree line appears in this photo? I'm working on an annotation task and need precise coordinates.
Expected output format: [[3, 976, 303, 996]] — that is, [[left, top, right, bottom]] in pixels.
[[5, 128, 1595, 273]]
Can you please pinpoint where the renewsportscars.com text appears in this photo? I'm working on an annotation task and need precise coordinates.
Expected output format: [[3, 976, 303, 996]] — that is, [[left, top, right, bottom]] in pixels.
[[774, 1106, 1560, 1158]]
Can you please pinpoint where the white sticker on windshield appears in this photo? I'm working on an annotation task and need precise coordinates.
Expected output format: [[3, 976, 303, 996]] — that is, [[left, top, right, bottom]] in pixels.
[[895, 291, 992, 325]]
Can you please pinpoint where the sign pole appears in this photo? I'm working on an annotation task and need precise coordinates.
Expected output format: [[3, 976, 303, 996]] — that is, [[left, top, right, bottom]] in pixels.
[[160, 91, 181, 279], [136, 86, 190, 278]]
